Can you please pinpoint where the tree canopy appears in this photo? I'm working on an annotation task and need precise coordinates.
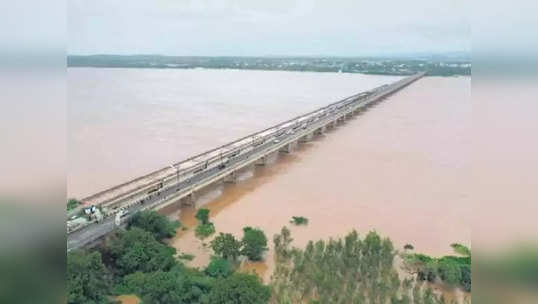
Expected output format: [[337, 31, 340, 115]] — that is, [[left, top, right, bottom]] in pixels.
[[205, 257, 232, 278], [121, 266, 213, 304], [241, 227, 268, 261], [195, 208, 210, 225], [67, 250, 110, 304], [211, 232, 241, 261], [128, 210, 180, 241], [103, 227, 176, 276], [208, 272, 271, 304], [270, 228, 448, 304]]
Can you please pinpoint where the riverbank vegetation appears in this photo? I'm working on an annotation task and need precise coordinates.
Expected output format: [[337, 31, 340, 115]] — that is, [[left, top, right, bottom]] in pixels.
[[271, 227, 469, 304], [67, 212, 270, 304], [128, 210, 180, 241], [67, 211, 470, 304], [402, 244, 471, 292]]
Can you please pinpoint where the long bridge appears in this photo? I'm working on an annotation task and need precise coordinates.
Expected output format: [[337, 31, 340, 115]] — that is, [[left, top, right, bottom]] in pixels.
[[67, 73, 424, 251]]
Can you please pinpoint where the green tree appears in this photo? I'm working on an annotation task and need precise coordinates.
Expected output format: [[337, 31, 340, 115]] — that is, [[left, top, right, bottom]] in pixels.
[[273, 226, 293, 261], [205, 257, 232, 278], [195, 222, 216, 239], [104, 227, 176, 276], [121, 266, 214, 304], [437, 259, 461, 286], [208, 273, 271, 304], [195, 208, 210, 225], [67, 250, 110, 304], [125, 270, 183, 303], [128, 210, 180, 241], [211, 233, 241, 260], [241, 227, 268, 261]]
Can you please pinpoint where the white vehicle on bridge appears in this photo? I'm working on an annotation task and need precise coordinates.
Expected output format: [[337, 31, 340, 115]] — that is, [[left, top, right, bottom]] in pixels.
[[252, 136, 264, 146]]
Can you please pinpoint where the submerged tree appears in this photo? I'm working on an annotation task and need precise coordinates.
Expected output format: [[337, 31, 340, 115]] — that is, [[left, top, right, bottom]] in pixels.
[[195, 208, 210, 225], [241, 227, 268, 261], [211, 232, 241, 261], [195, 208, 215, 239], [270, 228, 446, 304]]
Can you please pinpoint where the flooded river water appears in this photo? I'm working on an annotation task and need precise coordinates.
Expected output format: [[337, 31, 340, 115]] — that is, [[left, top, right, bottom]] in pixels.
[[68, 68, 401, 198], [70, 69, 471, 302], [165, 76, 471, 282]]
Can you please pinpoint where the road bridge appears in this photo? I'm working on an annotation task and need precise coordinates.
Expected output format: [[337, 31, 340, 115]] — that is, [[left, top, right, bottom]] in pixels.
[[67, 73, 424, 251]]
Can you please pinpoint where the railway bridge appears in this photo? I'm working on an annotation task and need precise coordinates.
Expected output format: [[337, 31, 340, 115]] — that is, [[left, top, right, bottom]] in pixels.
[[67, 73, 424, 251]]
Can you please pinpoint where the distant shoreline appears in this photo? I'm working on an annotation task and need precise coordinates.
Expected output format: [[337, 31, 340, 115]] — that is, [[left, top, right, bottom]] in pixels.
[[68, 55, 471, 76]]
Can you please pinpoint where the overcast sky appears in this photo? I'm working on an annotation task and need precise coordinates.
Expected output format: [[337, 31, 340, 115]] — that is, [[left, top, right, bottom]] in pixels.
[[68, 0, 470, 56]]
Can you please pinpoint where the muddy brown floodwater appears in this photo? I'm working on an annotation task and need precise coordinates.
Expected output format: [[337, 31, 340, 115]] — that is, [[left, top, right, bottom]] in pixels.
[[166, 76, 471, 297]]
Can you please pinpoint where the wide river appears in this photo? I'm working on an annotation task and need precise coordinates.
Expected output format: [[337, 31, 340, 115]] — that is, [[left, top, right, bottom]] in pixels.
[[68, 68, 403, 198], [69, 68, 471, 299]]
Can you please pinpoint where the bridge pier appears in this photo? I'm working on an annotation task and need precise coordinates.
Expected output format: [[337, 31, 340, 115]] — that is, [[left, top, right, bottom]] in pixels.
[[182, 191, 196, 207], [279, 141, 296, 153], [314, 126, 326, 135], [255, 155, 267, 166], [224, 171, 237, 183], [299, 133, 313, 143]]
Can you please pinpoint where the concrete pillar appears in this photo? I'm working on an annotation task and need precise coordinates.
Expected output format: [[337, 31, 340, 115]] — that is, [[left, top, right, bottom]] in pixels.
[[224, 171, 237, 183], [255, 156, 267, 166], [314, 126, 326, 135], [299, 133, 313, 143], [182, 191, 196, 207], [279, 143, 291, 153], [279, 141, 296, 153]]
